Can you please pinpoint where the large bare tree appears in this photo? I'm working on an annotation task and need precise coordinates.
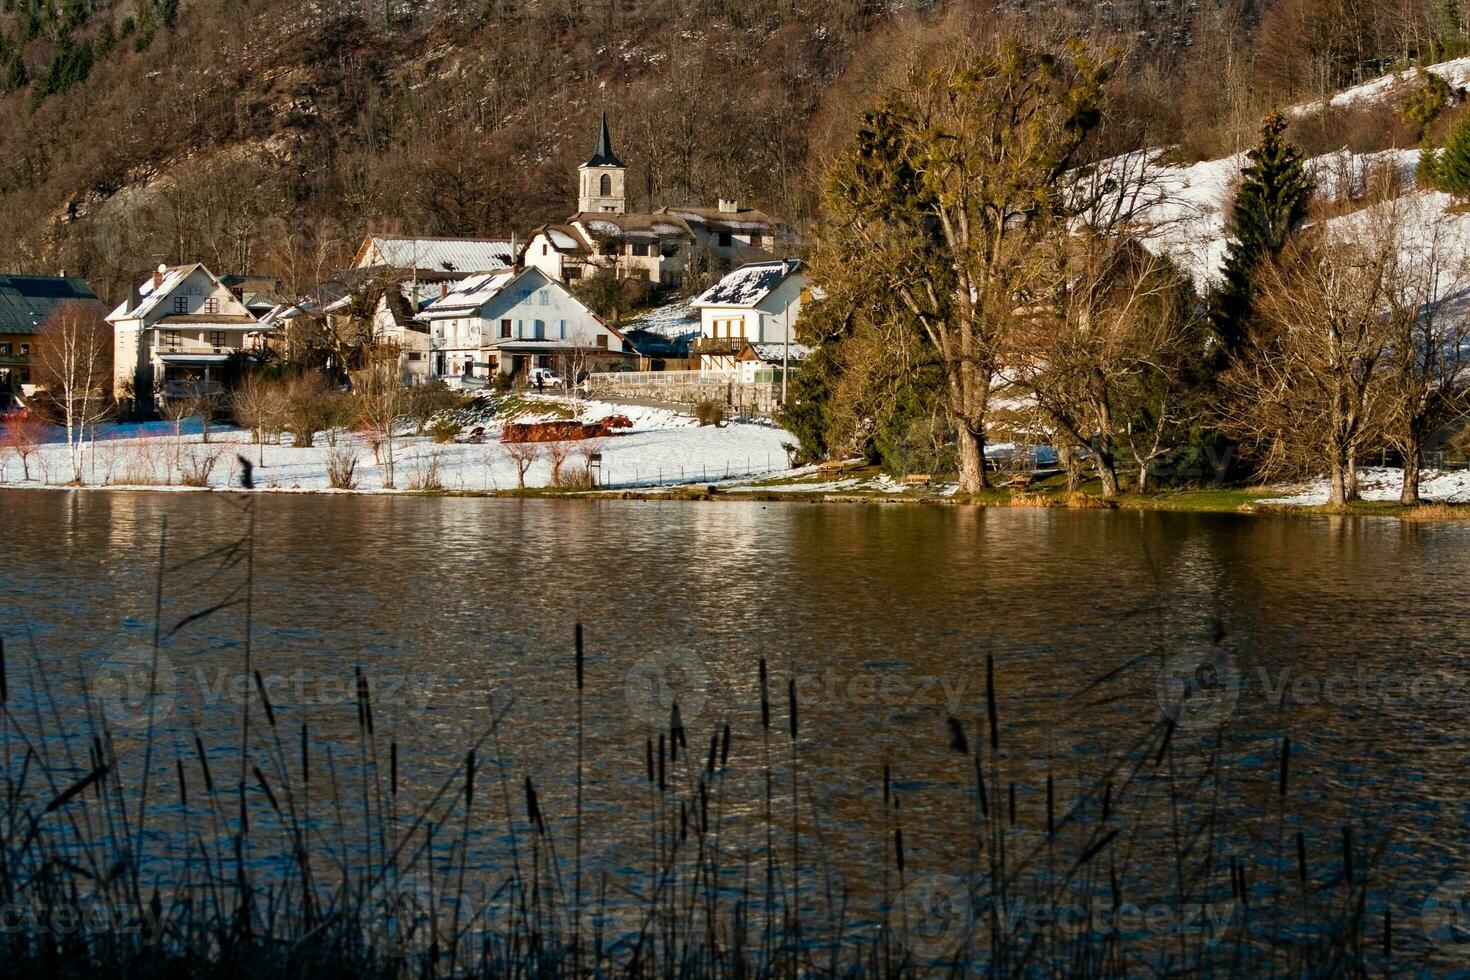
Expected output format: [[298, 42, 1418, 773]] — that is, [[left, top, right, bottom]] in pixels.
[[33, 300, 113, 483]]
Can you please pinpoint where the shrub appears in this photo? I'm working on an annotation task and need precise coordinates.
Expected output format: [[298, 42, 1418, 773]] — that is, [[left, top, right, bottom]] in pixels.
[[408, 381, 468, 434], [1423, 110, 1470, 201], [281, 375, 341, 449], [404, 452, 444, 491], [693, 399, 726, 427], [325, 448, 358, 490], [177, 445, 222, 487], [427, 416, 461, 444]]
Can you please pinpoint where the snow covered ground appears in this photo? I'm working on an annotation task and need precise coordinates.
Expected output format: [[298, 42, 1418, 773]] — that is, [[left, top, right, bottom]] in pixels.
[[1273, 468, 1470, 506], [0, 397, 796, 493], [1290, 56, 1470, 116]]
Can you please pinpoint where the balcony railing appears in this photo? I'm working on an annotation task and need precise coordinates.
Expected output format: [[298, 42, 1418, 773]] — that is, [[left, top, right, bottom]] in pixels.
[[690, 337, 748, 355]]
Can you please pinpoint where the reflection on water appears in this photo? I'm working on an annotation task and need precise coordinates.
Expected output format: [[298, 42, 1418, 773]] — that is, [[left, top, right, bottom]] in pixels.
[[3, 489, 1469, 963]]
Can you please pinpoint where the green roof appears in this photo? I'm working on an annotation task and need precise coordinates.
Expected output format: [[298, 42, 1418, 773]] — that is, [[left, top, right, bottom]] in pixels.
[[0, 275, 100, 335]]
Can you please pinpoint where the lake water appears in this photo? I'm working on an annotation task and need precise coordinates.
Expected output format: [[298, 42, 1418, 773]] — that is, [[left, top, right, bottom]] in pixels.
[[2, 489, 1469, 968]]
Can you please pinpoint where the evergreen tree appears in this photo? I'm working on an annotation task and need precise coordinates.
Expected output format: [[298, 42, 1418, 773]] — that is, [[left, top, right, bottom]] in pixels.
[[1209, 112, 1313, 354], [1424, 111, 1470, 201], [4, 53, 26, 92]]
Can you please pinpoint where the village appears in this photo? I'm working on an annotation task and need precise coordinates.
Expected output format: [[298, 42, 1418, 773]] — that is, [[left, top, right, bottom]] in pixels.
[[0, 116, 815, 493]]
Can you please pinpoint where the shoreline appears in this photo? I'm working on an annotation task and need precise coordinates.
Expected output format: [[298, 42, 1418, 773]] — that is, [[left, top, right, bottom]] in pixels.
[[4, 476, 1468, 519]]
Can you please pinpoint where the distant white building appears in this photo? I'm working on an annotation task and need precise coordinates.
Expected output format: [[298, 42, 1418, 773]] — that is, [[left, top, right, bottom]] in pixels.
[[352, 234, 518, 278], [418, 267, 634, 381], [691, 260, 810, 378], [108, 263, 264, 413], [522, 116, 783, 290]]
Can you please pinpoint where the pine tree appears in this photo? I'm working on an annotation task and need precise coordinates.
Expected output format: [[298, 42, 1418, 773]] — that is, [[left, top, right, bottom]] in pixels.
[[1424, 111, 1470, 201], [1210, 112, 1313, 354]]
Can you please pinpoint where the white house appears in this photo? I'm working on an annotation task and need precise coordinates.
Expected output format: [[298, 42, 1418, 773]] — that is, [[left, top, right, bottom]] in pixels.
[[418, 266, 635, 381], [109, 263, 263, 413], [319, 279, 438, 385], [691, 260, 809, 377]]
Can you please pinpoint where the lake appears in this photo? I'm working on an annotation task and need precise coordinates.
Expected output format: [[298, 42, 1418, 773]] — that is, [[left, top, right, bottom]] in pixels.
[[2, 489, 1468, 970]]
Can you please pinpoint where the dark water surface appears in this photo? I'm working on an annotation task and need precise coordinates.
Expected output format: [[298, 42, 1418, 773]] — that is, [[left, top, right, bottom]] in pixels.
[[2, 489, 1469, 965]]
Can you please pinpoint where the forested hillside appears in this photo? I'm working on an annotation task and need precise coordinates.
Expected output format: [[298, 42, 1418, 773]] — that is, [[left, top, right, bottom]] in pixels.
[[1, 0, 1467, 303]]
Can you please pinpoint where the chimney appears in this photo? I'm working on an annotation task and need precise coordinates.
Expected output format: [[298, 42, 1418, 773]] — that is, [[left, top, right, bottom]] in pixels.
[[153, 263, 166, 290], [439, 281, 449, 300], [718, 198, 739, 214]]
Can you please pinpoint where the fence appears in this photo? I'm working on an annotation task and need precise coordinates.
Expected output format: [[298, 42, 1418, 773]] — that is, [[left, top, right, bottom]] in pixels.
[[586, 369, 784, 418], [594, 452, 790, 490]]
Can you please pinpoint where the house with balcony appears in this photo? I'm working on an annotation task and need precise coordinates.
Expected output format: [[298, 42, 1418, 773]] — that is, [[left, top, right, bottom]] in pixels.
[[0, 274, 102, 394], [418, 266, 634, 382], [109, 264, 263, 414], [691, 260, 810, 379]]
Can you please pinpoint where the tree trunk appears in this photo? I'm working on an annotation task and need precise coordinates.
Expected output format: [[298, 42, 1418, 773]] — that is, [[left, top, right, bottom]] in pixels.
[[1135, 460, 1150, 495], [1328, 459, 1348, 507], [1400, 435, 1423, 505], [956, 423, 986, 494], [1094, 449, 1120, 498]]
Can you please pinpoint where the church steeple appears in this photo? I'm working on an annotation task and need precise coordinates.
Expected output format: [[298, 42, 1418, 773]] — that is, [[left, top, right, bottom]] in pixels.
[[578, 113, 627, 213]]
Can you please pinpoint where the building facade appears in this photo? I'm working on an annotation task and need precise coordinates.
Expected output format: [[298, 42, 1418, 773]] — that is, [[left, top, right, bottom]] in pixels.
[[0, 275, 101, 393]]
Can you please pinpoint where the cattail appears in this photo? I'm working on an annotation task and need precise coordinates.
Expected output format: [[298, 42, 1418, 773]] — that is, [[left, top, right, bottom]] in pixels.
[[1296, 831, 1308, 884], [574, 622, 584, 691], [680, 800, 688, 841], [175, 756, 188, 808], [894, 826, 905, 874], [759, 658, 770, 731], [883, 763, 891, 806], [524, 776, 541, 830], [252, 670, 276, 729], [300, 724, 309, 785], [1383, 907, 1392, 958], [1008, 782, 1016, 825], [720, 723, 731, 768], [1279, 735, 1290, 801], [699, 780, 709, 829], [947, 717, 968, 754], [193, 733, 214, 793], [645, 738, 654, 784], [658, 733, 667, 790], [671, 703, 685, 758], [788, 678, 798, 740], [464, 749, 474, 807], [986, 654, 999, 751]]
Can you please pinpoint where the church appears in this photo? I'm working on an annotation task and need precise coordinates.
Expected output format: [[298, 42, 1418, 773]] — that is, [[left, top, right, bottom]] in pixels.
[[522, 114, 781, 291]]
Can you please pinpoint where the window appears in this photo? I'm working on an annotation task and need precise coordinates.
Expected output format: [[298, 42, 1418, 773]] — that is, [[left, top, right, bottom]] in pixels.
[[539, 290, 549, 306], [515, 319, 523, 339], [718, 232, 733, 247], [599, 173, 612, 196], [406, 351, 423, 361], [174, 296, 188, 314], [164, 330, 180, 349], [0, 343, 9, 356], [18, 344, 28, 355], [520, 289, 532, 303], [533, 320, 546, 341], [565, 266, 581, 280], [558, 320, 567, 339], [595, 335, 607, 349], [630, 243, 650, 257], [542, 244, 549, 256], [210, 331, 226, 349], [500, 319, 512, 339], [204, 297, 219, 315]]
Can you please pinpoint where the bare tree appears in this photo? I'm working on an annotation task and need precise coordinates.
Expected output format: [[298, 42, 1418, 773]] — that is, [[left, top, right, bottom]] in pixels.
[[231, 372, 288, 465], [32, 301, 113, 483], [1220, 230, 1398, 506], [502, 439, 542, 488], [352, 359, 408, 489], [1, 410, 45, 481]]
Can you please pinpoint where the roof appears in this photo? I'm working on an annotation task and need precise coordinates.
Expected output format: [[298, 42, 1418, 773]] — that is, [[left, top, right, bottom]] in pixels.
[[355, 235, 517, 274], [110, 264, 204, 321], [152, 314, 258, 325], [420, 269, 524, 316], [662, 206, 778, 236], [0, 275, 101, 335], [531, 224, 591, 256], [746, 342, 811, 364], [582, 113, 624, 169], [571, 212, 693, 244], [694, 260, 806, 309]]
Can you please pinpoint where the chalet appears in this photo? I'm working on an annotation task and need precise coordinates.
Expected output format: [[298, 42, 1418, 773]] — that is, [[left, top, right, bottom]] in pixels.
[[109, 264, 263, 413], [418, 266, 634, 381], [691, 260, 809, 377], [522, 115, 782, 290], [0, 275, 101, 393]]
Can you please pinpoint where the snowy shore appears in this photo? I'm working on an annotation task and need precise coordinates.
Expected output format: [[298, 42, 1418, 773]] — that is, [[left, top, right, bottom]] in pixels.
[[0, 397, 796, 494]]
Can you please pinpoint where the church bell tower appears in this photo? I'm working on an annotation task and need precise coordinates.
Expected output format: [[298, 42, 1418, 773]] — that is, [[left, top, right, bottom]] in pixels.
[[578, 113, 627, 214]]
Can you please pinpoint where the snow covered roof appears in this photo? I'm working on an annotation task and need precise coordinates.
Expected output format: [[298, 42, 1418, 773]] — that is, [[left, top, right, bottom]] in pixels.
[[663, 206, 778, 236], [421, 270, 522, 315], [0, 275, 101, 334], [693, 260, 805, 309], [746, 342, 811, 364], [570, 212, 693, 244], [356, 235, 517, 274]]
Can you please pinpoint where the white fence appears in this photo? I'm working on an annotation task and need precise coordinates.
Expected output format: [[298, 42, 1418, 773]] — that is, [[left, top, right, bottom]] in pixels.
[[595, 452, 790, 490], [587, 369, 784, 417]]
